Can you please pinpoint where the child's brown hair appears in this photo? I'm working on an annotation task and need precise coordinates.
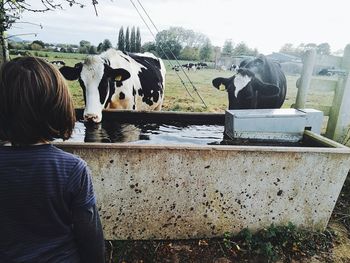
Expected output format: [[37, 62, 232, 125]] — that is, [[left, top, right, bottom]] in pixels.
[[0, 56, 75, 145]]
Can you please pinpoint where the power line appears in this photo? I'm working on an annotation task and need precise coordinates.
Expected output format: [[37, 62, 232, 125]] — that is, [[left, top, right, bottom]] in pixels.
[[128, 0, 194, 100], [129, 0, 208, 108]]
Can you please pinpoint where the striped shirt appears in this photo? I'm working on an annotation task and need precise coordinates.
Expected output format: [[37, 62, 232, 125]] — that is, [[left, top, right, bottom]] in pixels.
[[0, 144, 96, 263]]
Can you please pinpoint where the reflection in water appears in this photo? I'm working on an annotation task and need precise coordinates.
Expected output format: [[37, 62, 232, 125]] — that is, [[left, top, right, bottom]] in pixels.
[[84, 122, 142, 143], [63, 121, 225, 145]]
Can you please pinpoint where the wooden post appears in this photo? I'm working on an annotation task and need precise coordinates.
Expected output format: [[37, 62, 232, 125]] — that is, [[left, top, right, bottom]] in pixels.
[[325, 44, 350, 143], [294, 49, 317, 109]]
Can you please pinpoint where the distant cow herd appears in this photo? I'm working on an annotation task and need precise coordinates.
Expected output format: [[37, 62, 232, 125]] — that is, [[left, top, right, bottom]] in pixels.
[[36, 48, 288, 123], [172, 62, 208, 72]]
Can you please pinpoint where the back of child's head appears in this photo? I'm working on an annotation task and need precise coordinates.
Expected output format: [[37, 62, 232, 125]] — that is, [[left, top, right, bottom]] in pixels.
[[0, 56, 76, 145]]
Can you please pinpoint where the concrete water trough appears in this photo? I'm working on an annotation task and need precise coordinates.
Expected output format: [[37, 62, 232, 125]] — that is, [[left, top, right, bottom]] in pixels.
[[55, 109, 350, 240]]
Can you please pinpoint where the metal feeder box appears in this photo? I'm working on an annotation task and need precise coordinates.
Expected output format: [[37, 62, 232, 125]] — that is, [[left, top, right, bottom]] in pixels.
[[225, 108, 323, 142]]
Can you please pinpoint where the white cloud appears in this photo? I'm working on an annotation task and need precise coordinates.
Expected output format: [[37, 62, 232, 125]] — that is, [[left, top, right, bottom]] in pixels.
[[8, 0, 350, 54]]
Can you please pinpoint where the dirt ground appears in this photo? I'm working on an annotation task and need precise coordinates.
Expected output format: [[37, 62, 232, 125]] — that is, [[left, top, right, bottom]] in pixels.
[[104, 172, 350, 263]]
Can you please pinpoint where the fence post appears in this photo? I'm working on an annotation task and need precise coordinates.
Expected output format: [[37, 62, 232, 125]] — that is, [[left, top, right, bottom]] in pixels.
[[325, 44, 350, 143], [294, 49, 317, 109]]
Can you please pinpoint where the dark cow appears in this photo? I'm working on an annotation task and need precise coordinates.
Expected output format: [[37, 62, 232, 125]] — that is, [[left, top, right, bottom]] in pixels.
[[59, 49, 166, 123], [212, 55, 287, 109]]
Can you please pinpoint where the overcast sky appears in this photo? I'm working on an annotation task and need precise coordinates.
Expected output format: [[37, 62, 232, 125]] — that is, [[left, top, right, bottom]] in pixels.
[[7, 0, 350, 54]]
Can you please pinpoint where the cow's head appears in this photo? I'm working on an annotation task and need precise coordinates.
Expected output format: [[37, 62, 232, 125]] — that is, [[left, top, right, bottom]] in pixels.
[[59, 56, 130, 123], [212, 68, 280, 109]]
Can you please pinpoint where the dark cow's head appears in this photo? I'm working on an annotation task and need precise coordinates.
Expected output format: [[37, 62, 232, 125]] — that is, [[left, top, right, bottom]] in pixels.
[[212, 55, 286, 109], [59, 56, 130, 123], [212, 68, 281, 109]]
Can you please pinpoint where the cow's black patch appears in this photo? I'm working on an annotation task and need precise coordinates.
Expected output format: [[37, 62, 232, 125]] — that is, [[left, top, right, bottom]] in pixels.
[[78, 78, 87, 105], [121, 52, 131, 62], [119, 92, 125, 100], [102, 58, 111, 66], [97, 75, 109, 105], [142, 96, 154, 106], [135, 67, 163, 106], [132, 105, 136, 110], [132, 87, 136, 96], [116, 81, 123, 88], [128, 53, 161, 69]]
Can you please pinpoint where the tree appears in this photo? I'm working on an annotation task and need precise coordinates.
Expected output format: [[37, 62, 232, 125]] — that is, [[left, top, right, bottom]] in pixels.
[[233, 42, 254, 56], [130, 26, 136, 52], [199, 40, 212, 61], [155, 27, 209, 49], [32, 40, 45, 49], [78, 40, 91, 54], [97, 42, 103, 53], [141, 41, 157, 55], [280, 43, 295, 54], [66, 46, 75, 53], [305, 43, 317, 50], [279, 43, 304, 57], [125, 27, 130, 52], [30, 43, 43, 51], [156, 38, 182, 59], [155, 29, 182, 59], [0, 0, 94, 64], [88, 45, 97, 54], [136, 27, 141, 52], [317, 43, 331, 55], [118, 26, 125, 51], [79, 40, 91, 47], [180, 46, 199, 60], [222, 39, 234, 56], [102, 39, 112, 51]]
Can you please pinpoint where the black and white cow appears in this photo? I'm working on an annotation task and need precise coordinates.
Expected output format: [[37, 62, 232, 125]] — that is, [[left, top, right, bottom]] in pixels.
[[59, 49, 166, 123], [196, 62, 208, 69], [51, 60, 66, 66], [182, 63, 197, 71], [229, 64, 238, 72], [172, 65, 180, 71], [212, 55, 287, 109]]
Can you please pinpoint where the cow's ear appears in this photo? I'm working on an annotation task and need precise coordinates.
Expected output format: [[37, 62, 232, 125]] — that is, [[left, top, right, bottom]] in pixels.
[[114, 68, 131, 82], [212, 77, 229, 91], [104, 65, 131, 82], [59, 63, 82, 81]]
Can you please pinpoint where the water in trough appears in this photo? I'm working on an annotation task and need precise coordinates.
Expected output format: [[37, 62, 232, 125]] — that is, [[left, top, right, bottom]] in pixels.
[[60, 121, 225, 145]]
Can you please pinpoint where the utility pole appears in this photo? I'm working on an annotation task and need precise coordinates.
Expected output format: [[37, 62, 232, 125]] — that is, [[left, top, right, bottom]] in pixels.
[[0, 0, 9, 65]]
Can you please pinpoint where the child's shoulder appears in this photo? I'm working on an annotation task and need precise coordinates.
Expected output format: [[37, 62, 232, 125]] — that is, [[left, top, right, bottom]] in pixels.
[[50, 145, 87, 166]]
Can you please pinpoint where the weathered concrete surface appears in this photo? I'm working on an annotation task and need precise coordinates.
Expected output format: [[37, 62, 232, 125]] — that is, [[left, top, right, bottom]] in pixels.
[[56, 134, 350, 240]]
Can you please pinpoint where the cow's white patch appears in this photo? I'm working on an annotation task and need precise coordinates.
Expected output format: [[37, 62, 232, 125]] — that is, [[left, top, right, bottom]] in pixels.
[[234, 73, 252, 97], [80, 56, 105, 122]]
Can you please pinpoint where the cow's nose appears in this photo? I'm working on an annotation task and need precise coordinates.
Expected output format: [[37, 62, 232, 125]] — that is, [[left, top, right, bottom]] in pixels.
[[84, 114, 101, 123]]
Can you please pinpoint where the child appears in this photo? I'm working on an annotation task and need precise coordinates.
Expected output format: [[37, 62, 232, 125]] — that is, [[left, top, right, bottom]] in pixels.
[[0, 57, 105, 263]]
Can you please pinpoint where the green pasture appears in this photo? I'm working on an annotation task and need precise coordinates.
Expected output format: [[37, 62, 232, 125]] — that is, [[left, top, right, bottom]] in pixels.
[[30, 51, 334, 114]]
